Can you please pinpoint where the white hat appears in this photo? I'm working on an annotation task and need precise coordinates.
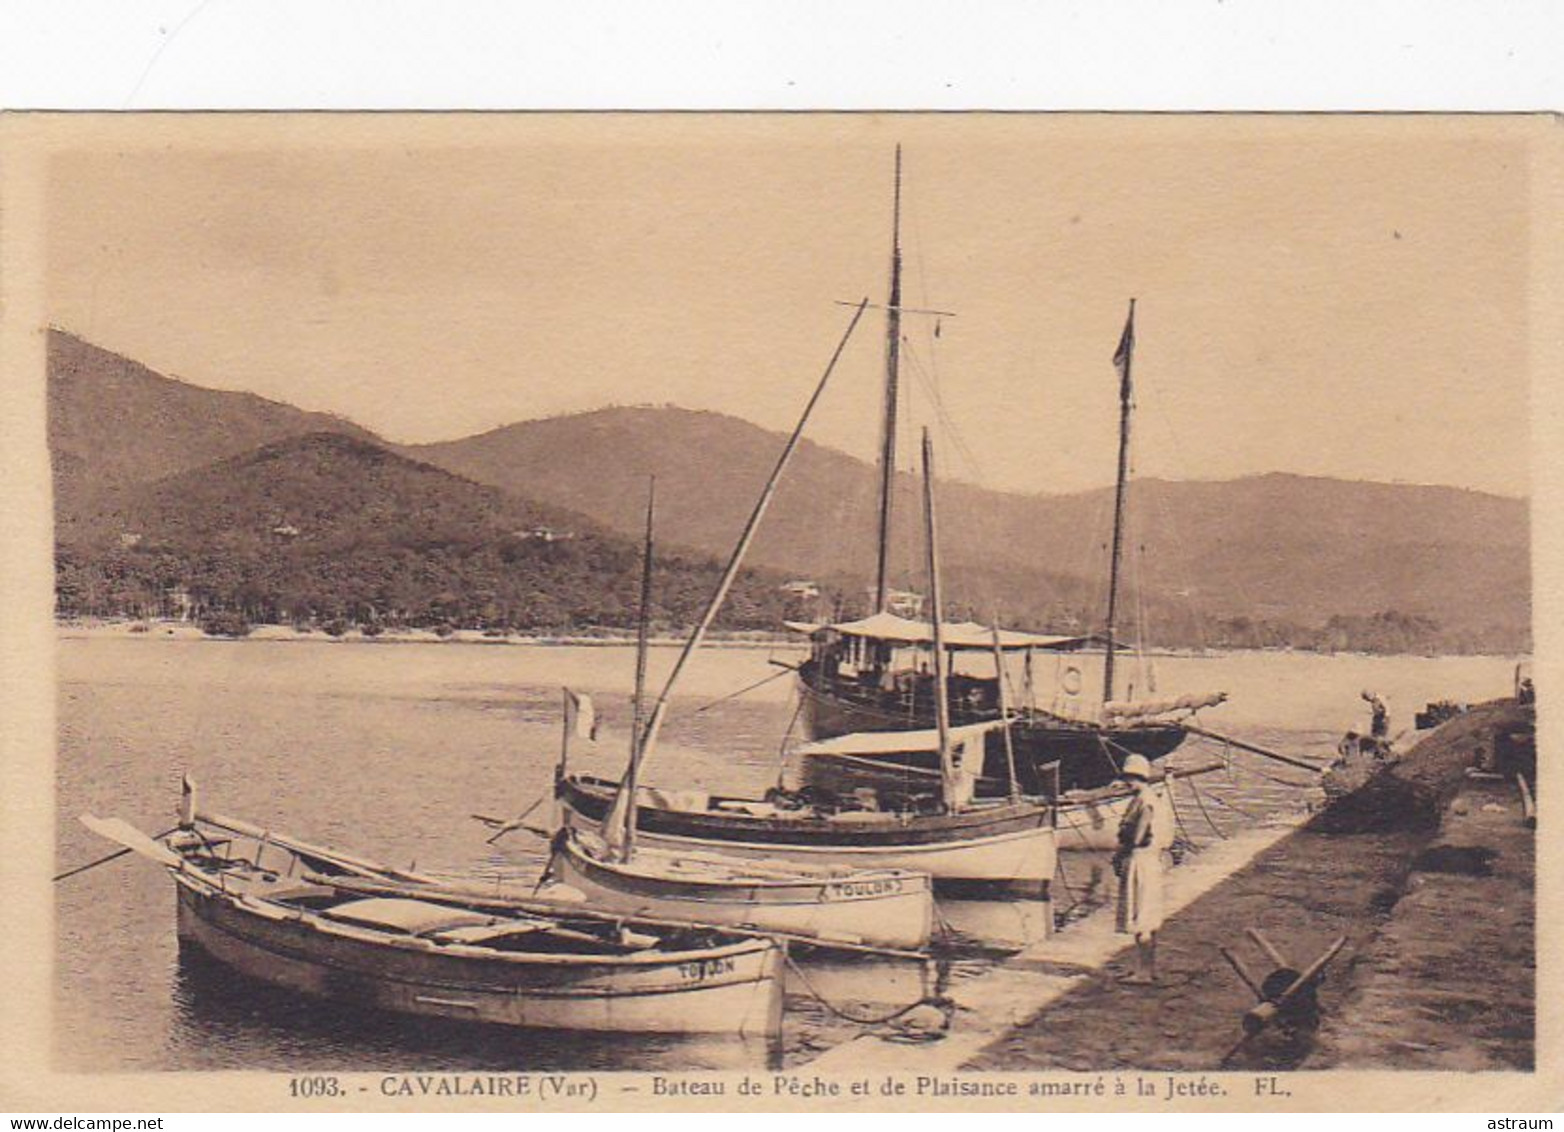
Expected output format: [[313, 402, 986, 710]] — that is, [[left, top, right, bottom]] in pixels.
[[1121, 754, 1151, 781]]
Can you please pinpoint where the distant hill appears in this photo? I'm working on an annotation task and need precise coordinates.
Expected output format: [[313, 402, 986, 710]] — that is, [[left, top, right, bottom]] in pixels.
[[407, 407, 1531, 651], [48, 329, 374, 532], [49, 332, 1531, 651], [406, 407, 890, 583], [56, 431, 790, 633]]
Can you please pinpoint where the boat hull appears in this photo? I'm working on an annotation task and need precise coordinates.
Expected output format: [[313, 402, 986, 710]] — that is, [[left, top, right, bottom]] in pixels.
[[557, 777, 1056, 889], [173, 874, 784, 1037], [551, 839, 934, 950], [798, 670, 1186, 793]]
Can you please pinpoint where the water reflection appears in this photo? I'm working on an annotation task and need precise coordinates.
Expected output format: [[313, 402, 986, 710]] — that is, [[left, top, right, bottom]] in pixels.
[[57, 637, 1520, 1072], [170, 944, 776, 1072]]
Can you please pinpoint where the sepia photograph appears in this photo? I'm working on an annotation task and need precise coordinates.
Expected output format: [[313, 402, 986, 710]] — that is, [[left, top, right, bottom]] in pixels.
[[0, 108, 1556, 1113]]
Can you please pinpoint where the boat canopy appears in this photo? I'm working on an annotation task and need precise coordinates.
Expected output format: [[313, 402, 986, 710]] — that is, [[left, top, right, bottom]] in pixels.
[[785, 611, 1096, 652], [792, 719, 1004, 757]]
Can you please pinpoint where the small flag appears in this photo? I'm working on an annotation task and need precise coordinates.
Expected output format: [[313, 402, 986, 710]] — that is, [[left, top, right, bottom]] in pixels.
[[179, 772, 197, 828], [1112, 298, 1136, 401], [564, 689, 598, 741]]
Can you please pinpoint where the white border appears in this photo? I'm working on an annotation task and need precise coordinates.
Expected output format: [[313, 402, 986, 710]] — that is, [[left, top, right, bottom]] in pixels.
[[0, 1, 1561, 111]]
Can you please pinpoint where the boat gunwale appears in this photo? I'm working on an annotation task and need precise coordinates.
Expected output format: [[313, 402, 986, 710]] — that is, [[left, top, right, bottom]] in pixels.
[[179, 888, 780, 1006], [797, 664, 1187, 737], [170, 854, 782, 972], [560, 796, 1055, 861], [557, 834, 935, 904], [563, 773, 1051, 833]]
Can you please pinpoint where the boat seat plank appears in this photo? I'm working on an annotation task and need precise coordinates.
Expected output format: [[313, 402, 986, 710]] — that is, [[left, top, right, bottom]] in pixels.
[[320, 897, 499, 935]]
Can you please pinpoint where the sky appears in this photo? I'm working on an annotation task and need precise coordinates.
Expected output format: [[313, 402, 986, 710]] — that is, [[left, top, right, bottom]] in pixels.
[[45, 114, 1535, 497]]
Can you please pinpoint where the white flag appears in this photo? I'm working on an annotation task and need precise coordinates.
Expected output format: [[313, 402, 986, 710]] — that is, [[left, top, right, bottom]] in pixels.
[[564, 689, 598, 741]]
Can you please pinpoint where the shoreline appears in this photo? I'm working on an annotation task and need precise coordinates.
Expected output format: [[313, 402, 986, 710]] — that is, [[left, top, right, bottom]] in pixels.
[[53, 619, 1531, 663], [55, 619, 797, 650]]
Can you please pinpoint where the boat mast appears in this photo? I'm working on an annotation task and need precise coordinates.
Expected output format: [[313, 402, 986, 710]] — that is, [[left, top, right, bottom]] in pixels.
[[921, 428, 958, 810], [619, 477, 656, 861], [633, 299, 870, 772], [873, 145, 904, 614], [990, 620, 1021, 801], [1103, 298, 1136, 706]]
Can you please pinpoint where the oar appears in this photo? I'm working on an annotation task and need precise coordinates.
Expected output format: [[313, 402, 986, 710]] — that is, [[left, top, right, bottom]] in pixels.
[[301, 869, 934, 962], [1183, 725, 1328, 774], [74, 815, 186, 871]]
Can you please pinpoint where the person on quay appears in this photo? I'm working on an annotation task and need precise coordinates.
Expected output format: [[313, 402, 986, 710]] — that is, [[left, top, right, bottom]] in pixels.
[[1113, 753, 1168, 985]]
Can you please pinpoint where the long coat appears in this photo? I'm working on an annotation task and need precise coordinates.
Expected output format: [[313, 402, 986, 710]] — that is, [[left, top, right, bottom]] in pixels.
[[1115, 785, 1168, 939]]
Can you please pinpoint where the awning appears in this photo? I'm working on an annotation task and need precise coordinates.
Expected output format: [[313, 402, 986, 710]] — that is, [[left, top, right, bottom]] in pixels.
[[785, 611, 1097, 652], [793, 720, 1004, 757]]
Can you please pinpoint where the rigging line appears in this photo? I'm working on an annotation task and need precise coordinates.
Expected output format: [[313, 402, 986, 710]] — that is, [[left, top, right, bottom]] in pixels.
[[1197, 782, 1262, 823], [1164, 777, 1198, 851], [1186, 775, 1230, 840], [775, 692, 806, 791], [1052, 852, 1083, 917], [1133, 499, 1155, 689], [693, 664, 796, 713], [902, 345, 987, 488], [1092, 733, 1124, 777]]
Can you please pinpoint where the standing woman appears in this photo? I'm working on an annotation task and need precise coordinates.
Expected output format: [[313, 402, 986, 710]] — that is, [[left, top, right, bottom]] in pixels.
[[1113, 753, 1167, 984]]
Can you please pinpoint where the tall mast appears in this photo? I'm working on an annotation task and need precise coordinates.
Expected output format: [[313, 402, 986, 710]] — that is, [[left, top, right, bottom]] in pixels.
[[1103, 298, 1136, 705], [873, 145, 904, 613], [921, 428, 957, 810], [633, 299, 870, 773], [619, 477, 656, 861]]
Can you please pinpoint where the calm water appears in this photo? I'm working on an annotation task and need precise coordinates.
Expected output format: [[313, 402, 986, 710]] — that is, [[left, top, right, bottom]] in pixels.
[[54, 632, 1523, 1071]]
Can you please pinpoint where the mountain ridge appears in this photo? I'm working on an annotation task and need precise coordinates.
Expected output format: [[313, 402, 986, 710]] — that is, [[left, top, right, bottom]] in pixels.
[[48, 329, 1531, 651]]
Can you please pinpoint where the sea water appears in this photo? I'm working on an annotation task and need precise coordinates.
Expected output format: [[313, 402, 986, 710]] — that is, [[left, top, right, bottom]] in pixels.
[[53, 632, 1521, 1071]]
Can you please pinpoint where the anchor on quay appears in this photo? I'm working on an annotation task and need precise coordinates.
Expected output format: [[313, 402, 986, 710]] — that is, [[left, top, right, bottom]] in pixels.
[[1219, 928, 1348, 1045]]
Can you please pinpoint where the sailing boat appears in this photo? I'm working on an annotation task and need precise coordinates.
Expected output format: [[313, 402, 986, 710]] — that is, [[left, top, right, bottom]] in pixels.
[[792, 153, 1220, 794], [555, 420, 1057, 894], [543, 477, 935, 953]]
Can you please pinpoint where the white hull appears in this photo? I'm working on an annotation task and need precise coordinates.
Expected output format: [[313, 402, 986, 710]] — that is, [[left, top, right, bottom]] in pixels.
[[551, 839, 934, 950], [174, 867, 784, 1037], [560, 805, 1056, 887]]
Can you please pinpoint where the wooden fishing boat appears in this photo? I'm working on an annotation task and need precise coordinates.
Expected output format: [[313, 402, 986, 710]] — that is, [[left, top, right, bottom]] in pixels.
[[792, 153, 1221, 793], [79, 803, 785, 1038], [791, 614, 1193, 793], [549, 827, 934, 950], [553, 428, 1058, 895], [796, 730, 1227, 852], [555, 776, 1055, 888]]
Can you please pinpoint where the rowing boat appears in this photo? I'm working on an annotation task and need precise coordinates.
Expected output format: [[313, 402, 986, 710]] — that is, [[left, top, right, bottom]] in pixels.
[[549, 826, 935, 950], [80, 801, 785, 1038]]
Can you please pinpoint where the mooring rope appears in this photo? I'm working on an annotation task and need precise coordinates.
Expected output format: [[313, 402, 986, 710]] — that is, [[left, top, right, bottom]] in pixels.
[[695, 665, 797, 713], [53, 824, 182, 882], [774, 693, 807, 791], [1164, 777, 1198, 851], [1186, 775, 1230, 840], [481, 793, 548, 844], [782, 949, 950, 1028], [1052, 851, 1083, 917]]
